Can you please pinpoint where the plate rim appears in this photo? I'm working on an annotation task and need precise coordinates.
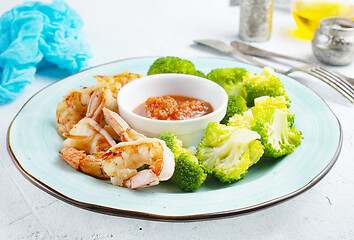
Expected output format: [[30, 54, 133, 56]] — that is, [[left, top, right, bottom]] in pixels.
[[7, 56, 343, 221]]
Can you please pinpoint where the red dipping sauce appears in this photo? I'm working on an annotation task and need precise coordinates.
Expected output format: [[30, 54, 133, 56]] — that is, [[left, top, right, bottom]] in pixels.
[[133, 95, 213, 120]]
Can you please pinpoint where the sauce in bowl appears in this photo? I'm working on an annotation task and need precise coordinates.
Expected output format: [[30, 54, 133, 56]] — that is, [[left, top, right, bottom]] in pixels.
[[133, 95, 213, 120]]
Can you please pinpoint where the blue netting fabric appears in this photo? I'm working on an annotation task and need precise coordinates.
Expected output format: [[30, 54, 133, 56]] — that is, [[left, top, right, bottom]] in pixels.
[[0, 0, 91, 104]]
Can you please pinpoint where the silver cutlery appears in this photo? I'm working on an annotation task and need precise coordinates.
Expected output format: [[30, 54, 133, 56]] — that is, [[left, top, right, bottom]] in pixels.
[[194, 39, 354, 103], [231, 40, 354, 102], [194, 39, 278, 71], [231, 40, 312, 64], [231, 40, 354, 86]]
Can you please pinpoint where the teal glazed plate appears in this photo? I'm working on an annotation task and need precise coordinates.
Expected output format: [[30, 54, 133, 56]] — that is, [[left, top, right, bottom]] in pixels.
[[7, 57, 342, 221]]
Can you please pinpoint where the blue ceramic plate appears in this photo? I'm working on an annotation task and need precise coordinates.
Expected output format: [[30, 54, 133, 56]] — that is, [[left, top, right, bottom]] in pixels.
[[7, 57, 342, 221]]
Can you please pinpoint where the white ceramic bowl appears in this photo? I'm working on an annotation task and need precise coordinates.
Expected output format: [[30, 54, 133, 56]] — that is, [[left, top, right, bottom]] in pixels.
[[117, 73, 228, 147]]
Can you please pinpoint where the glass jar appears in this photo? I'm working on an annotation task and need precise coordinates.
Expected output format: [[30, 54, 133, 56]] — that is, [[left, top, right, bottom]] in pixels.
[[291, 0, 354, 39], [239, 0, 274, 42], [312, 17, 354, 65]]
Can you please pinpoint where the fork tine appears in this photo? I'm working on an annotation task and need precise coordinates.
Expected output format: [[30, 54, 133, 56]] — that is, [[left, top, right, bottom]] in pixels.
[[311, 67, 354, 96], [307, 68, 354, 103], [286, 64, 354, 103], [316, 66, 354, 92]]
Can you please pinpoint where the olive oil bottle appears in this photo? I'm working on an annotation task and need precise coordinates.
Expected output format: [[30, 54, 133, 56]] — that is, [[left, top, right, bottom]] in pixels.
[[291, 0, 354, 39]]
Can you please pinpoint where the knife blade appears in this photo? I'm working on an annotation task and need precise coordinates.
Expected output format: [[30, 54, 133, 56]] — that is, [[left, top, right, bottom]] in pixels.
[[194, 39, 282, 71], [231, 40, 312, 64]]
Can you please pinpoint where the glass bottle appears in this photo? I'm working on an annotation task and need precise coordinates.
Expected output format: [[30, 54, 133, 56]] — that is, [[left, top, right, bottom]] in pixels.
[[290, 0, 354, 39]]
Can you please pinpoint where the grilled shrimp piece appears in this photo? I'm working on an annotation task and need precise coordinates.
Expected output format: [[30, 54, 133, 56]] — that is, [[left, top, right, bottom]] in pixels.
[[56, 70, 141, 137], [60, 90, 116, 178], [60, 104, 175, 189], [60, 147, 109, 179], [101, 108, 175, 189], [63, 90, 116, 154], [93, 70, 142, 99], [103, 107, 145, 142], [56, 82, 115, 137], [103, 138, 175, 189]]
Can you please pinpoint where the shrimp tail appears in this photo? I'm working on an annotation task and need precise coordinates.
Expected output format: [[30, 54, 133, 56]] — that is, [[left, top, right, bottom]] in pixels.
[[124, 169, 160, 189], [60, 146, 86, 170], [103, 107, 145, 141], [86, 89, 105, 122], [60, 147, 109, 179]]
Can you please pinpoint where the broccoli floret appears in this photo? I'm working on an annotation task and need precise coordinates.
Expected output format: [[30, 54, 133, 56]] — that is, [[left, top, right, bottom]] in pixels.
[[227, 114, 251, 129], [193, 70, 206, 78], [172, 153, 207, 192], [250, 97, 302, 158], [227, 116, 263, 166], [252, 96, 294, 127], [206, 68, 247, 97], [248, 139, 265, 166], [227, 96, 302, 158], [159, 131, 182, 153], [147, 56, 205, 77], [220, 95, 247, 125], [196, 122, 264, 183], [243, 67, 289, 107], [159, 132, 207, 192]]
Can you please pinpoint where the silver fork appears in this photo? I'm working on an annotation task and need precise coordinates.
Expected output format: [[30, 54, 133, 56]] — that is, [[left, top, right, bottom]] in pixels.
[[285, 64, 354, 103], [194, 39, 354, 103]]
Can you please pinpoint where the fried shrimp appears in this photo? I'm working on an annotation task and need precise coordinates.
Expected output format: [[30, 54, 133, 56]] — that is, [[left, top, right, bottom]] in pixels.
[[103, 138, 175, 189], [60, 104, 175, 189], [60, 90, 116, 178], [56, 70, 142, 137], [58, 70, 174, 189], [60, 147, 109, 179], [93, 70, 142, 99], [101, 108, 175, 189], [102, 107, 145, 142], [63, 90, 116, 154]]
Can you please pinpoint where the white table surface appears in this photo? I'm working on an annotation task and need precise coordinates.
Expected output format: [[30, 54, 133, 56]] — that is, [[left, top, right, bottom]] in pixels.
[[1, 0, 354, 239]]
